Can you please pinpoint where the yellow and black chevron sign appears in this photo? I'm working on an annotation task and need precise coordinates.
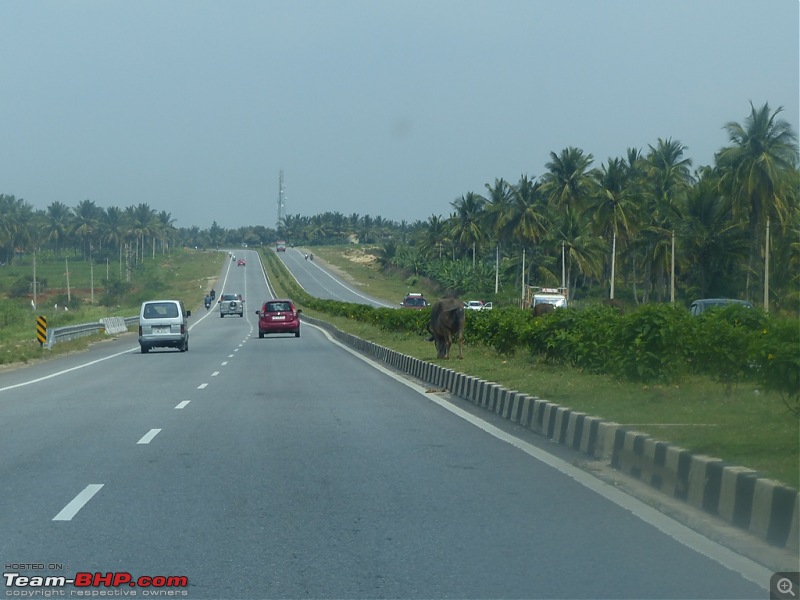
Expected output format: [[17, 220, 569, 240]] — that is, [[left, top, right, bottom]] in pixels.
[[36, 315, 47, 345]]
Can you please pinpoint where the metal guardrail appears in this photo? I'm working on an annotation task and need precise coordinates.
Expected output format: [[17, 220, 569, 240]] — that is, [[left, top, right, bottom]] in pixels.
[[46, 316, 139, 349]]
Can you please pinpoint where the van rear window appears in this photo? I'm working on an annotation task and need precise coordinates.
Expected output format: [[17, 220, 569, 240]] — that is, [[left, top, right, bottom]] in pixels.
[[143, 303, 179, 318]]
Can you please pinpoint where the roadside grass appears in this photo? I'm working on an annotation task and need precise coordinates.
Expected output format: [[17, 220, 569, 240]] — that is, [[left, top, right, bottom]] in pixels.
[[273, 246, 800, 489], [0, 249, 224, 366]]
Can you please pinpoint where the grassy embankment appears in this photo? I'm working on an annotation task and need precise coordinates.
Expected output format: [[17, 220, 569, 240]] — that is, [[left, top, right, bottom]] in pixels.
[[0, 249, 225, 365], [279, 244, 800, 490]]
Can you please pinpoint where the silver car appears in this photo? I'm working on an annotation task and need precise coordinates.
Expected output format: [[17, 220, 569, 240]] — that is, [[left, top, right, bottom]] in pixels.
[[138, 300, 190, 353], [219, 293, 244, 318]]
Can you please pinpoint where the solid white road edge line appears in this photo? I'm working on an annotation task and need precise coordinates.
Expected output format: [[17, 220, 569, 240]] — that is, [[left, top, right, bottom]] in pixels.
[[52, 484, 103, 521], [0, 348, 137, 393], [306, 321, 771, 590]]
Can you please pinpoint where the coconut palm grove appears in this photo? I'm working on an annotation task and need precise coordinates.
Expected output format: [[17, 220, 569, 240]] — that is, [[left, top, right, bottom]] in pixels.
[[1, 102, 798, 312]]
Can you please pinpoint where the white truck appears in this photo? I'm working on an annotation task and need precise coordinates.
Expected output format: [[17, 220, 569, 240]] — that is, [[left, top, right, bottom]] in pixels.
[[527, 287, 568, 309]]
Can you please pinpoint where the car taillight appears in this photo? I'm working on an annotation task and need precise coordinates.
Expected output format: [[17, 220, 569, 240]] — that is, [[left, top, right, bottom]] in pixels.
[[180, 325, 186, 334], [138, 326, 142, 336]]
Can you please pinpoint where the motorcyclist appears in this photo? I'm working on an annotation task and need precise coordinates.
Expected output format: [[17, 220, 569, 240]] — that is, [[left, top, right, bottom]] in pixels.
[[204, 295, 212, 310]]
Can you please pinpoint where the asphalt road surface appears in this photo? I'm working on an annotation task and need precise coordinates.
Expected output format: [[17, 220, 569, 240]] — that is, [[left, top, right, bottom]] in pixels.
[[0, 249, 772, 599], [275, 247, 395, 307]]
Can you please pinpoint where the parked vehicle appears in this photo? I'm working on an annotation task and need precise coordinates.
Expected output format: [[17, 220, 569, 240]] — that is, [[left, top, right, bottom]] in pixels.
[[256, 299, 301, 338], [138, 300, 190, 353], [531, 287, 568, 309], [690, 298, 753, 316]]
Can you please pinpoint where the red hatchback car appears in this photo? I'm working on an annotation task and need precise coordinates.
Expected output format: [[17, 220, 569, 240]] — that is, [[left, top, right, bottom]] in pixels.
[[256, 299, 301, 338]]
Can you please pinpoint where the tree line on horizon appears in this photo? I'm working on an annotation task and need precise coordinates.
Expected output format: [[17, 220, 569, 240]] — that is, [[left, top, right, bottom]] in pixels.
[[1, 102, 797, 311], [279, 103, 798, 311]]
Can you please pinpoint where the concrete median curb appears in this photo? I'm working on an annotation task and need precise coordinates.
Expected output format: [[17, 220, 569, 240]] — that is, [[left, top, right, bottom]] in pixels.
[[304, 314, 799, 550]]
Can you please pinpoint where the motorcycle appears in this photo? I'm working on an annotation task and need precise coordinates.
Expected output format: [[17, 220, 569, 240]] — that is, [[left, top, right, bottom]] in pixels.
[[204, 296, 212, 310]]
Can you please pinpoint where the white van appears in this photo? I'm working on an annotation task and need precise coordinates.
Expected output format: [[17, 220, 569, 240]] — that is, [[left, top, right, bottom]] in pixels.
[[138, 300, 191, 353]]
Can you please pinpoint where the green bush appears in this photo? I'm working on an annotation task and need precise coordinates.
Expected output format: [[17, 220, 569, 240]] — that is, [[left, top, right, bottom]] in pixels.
[[686, 305, 768, 394], [9, 275, 47, 298], [567, 305, 623, 373], [608, 305, 691, 383], [751, 318, 800, 414], [0, 298, 29, 328]]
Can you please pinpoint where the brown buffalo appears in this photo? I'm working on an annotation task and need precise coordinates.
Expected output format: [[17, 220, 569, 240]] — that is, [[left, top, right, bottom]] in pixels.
[[603, 298, 625, 314], [532, 302, 555, 317], [427, 297, 465, 359]]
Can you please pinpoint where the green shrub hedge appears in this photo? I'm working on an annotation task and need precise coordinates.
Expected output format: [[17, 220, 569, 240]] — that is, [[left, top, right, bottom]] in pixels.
[[262, 249, 799, 409]]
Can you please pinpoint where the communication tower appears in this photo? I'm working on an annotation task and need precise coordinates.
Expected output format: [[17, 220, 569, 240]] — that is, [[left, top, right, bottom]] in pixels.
[[277, 170, 286, 229]]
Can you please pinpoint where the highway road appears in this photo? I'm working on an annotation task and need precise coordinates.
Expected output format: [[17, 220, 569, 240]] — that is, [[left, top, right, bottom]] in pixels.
[[0, 249, 772, 599], [275, 246, 395, 307]]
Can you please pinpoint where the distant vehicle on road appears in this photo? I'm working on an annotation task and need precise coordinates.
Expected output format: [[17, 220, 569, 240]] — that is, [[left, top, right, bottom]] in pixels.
[[219, 293, 244, 318], [276, 240, 286, 252], [237, 258, 246, 266], [401, 293, 429, 309]]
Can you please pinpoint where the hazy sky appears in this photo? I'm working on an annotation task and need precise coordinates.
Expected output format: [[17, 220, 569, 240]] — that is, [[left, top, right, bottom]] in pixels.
[[1, 0, 798, 231]]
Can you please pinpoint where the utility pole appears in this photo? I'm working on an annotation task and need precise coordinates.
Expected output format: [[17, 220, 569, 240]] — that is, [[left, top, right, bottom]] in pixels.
[[670, 230, 675, 304], [764, 217, 770, 313]]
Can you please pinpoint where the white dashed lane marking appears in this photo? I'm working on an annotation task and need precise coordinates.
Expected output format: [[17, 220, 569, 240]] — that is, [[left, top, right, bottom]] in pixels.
[[52, 484, 104, 521], [198, 383, 208, 389], [137, 429, 161, 444], [175, 401, 190, 409], [211, 371, 219, 377]]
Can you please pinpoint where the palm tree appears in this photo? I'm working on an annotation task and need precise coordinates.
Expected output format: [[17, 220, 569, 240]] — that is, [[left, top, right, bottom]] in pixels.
[[450, 192, 485, 265], [419, 214, 449, 259], [128, 203, 156, 261], [100, 206, 129, 277], [546, 204, 605, 296], [42, 201, 72, 258], [506, 175, 550, 296], [679, 166, 749, 298], [541, 147, 596, 213], [716, 102, 799, 304], [589, 157, 641, 298], [72, 199, 100, 261], [0, 195, 37, 264], [509, 175, 550, 244], [482, 179, 515, 292], [639, 138, 694, 302], [155, 211, 176, 255]]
